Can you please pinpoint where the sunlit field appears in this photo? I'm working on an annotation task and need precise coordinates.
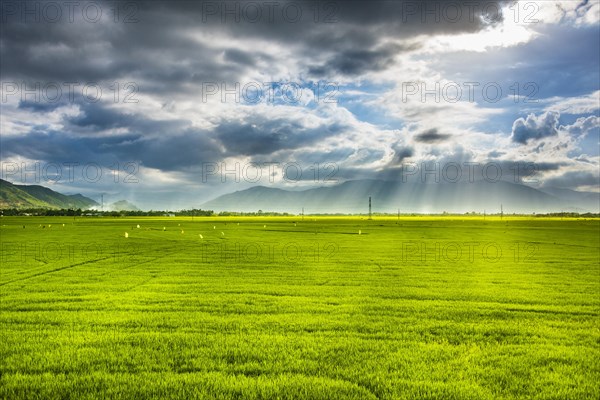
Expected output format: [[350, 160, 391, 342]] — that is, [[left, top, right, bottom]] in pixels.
[[1, 216, 598, 399]]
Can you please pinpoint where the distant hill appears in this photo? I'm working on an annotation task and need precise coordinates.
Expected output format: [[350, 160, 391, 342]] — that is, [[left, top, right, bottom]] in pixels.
[[539, 187, 600, 211], [109, 200, 140, 211], [0, 179, 98, 209], [201, 179, 600, 214]]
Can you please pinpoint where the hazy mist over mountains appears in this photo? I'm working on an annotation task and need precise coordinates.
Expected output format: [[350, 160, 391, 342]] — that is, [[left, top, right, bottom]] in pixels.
[[3, 177, 598, 214], [201, 179, 600, 214]]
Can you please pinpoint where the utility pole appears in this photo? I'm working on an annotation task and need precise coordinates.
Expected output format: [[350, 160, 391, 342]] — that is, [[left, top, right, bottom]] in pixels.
[[501, 204, 503, 220], [368, 197, 372, 220], [302, 207, 304, 221], [101, 194, 104, 212]]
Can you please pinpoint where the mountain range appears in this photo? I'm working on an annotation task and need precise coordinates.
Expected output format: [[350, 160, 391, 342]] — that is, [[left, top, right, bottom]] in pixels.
[[0, 179, 98, 209], [201, 179, 600, 214], [109, 200, 141, 212], [2, 178, 598, 213]]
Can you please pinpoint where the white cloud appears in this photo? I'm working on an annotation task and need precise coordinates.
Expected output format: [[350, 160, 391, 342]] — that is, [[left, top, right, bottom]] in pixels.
[[561, 115, 600, 137], [533, 0, 600, 26], [511, 111, 560, 143], [544, 90, 600, 115]]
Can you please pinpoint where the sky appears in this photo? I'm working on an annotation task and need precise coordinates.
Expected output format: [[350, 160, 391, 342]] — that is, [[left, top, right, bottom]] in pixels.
[[1, 0, 599, 210]]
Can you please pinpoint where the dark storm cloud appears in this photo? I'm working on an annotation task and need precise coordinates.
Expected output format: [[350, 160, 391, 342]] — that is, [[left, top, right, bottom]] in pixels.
[[70, 102, 139, 130], [1, 0, 511, 85], [0, 5, 252, 98], [1, 127, 223, 172], [0, 19, 247, 96], [136, 0, 510, 42], [114, 129, 224, 171], [66, 102, 192, 136], [1, 129, 139, 165], [0, 17, 138, 81], [224, 49, 258, 66], [309, 43, 421, 77], [216, 117, 348, 156], [18, 100, 65, 112], [414, 128, 451, 143]]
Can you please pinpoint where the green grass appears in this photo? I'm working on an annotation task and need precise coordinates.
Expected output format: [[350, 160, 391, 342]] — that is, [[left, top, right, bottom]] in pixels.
[[1, 216, 598, 399]]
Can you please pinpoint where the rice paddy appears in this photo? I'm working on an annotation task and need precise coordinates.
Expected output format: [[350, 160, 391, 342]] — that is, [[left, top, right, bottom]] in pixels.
[[0, 216, 598, 399]]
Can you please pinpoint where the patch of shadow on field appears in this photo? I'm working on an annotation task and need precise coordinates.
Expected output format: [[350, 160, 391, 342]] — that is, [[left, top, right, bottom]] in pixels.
[[0, 256, 114, 287]]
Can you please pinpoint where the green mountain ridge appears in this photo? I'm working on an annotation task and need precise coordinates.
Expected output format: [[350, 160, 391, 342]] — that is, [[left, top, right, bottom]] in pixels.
[[0, 179, 98, 209]]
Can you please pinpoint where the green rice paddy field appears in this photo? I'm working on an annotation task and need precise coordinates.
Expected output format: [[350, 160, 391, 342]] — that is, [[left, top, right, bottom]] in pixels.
[[0, 216, 598, 399]]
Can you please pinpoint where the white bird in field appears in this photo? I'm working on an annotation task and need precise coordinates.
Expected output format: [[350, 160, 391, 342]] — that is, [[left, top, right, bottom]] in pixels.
[[62, 224, 65, 227], [163, 227, 166, 231], [137, 224, 140, 229], [199, 234, 203, 239], [264, 225, 266, 228], [213, 226, 216, 229], [48, 225, 51, 228], [221, 232, 225, 236], [125, 232, 129, 238], [359, 230, 362, 235]]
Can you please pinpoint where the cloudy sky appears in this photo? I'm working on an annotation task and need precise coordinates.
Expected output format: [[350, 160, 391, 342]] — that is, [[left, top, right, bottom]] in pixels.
[[1, 0, 598, 209]]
